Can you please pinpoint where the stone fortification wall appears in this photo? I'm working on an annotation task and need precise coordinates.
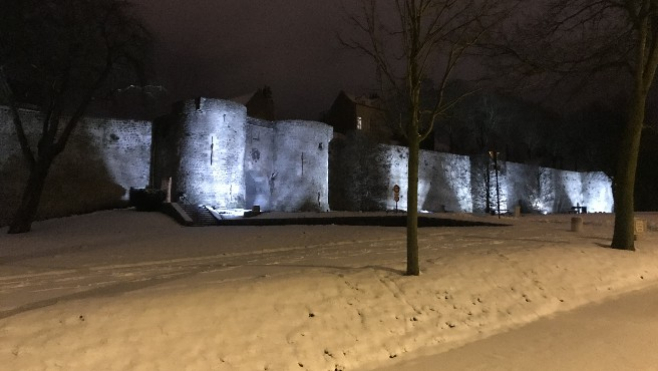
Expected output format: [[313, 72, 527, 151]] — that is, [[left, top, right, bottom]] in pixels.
[[153, 99, 332, 212], [329, 133, 389, 211], [0, 106, 151, 226], [330, 136, 473, 213], [244, 117, 276, 210], [330, 135, 613, 214], [479, 162, 613, 214], [270, 120, 333, 211], [156, 98, 247, 208], [2, 100, 614, 227]]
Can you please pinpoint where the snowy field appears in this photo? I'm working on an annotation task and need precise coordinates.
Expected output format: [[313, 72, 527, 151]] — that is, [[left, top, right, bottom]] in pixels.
[[1, 210, 658, 371]]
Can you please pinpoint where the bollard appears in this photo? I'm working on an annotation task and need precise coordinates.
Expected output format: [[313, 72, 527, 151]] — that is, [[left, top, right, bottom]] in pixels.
[[571, 217, 583, 232], [634, 218, 646, 241]]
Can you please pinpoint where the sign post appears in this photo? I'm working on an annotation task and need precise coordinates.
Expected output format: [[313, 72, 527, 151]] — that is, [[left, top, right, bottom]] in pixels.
[[635, 218, 646, 240]]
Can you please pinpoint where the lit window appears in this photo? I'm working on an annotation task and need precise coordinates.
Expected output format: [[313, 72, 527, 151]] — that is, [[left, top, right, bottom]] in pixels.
[[357, 116, 363, 130]]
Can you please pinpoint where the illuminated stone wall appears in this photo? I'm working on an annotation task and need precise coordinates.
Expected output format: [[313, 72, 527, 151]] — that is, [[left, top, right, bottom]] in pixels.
[[270, 120, 333, 211], [1, 100, 614, 227], [0, 106, 151, 226], [244, 118, 276, 210], [376, 145, 474, 213], [153, 99, 332, 211], [155, 98, 247, 208], [330, 137, 613, 214], [2, 97, 333, 227], [484, 163, 613, 214], [330, 138, 473, 212]]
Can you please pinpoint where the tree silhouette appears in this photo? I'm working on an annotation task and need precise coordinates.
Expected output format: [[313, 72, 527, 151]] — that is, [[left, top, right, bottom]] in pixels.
[[0, 0, 152, 233], [342, 0, 517, 275], [495, 0, 658, 250]]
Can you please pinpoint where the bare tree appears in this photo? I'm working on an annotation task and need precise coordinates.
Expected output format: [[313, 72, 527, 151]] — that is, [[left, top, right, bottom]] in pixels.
[[566, 99, 626, 174], [342, 0, 517, 275], [0, 0, 151, 234], [496, 0, 658, 250]]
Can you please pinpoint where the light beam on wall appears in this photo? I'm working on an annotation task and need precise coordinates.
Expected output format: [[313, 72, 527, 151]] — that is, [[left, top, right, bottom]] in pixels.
[[561, 171, 583, 208], [444, 156, 473, 212], [582, 173, 614, 212]]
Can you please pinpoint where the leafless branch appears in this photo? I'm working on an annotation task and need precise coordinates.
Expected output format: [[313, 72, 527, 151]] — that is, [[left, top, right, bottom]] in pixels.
[[0, 67, 35, 167]]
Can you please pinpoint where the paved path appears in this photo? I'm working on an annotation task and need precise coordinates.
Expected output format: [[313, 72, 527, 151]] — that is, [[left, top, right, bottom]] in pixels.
[[369, 284, 658, 371]]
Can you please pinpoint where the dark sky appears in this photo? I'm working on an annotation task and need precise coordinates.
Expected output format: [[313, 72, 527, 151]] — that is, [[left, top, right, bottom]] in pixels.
[[133, 0, 376, 120]]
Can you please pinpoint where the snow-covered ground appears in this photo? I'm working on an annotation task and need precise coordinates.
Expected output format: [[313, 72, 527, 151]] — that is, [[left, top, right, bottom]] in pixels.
[[1, 210, 657, 371]]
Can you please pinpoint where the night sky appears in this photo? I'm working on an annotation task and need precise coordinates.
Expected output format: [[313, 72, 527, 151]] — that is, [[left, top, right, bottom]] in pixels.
[[133, 0, 376, 120]]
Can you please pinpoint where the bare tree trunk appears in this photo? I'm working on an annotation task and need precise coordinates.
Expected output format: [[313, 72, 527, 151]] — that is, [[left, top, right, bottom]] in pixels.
[[406, 127, 420, 276], [343, 0, 514, 275], [611, 88, 646, 251], [8, 158, 52, 234]]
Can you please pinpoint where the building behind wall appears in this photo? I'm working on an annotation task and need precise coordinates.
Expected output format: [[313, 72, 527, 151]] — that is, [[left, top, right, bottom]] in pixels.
[[229, 86, 276, 121], [324, 91, 392, 142]]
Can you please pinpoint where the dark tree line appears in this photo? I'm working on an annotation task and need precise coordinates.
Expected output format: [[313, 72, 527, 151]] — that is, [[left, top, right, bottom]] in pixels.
[[434, 88, 628, 174], [491, 0, 658, 250], [342, 0, 519, 275]]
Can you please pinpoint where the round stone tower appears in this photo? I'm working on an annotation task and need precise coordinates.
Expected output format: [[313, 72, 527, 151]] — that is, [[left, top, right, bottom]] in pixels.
[[173, 98, 247, 208]]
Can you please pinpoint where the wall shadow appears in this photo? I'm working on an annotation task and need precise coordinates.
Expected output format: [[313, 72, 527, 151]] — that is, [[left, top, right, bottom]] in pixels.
[[0, 119, 137, 227], [329, 132, 389, 211], [421, 154, 465, 212]]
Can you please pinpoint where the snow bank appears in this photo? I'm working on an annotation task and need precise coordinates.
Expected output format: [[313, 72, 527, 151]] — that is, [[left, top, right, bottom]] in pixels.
[[1, 211, 657, 370]]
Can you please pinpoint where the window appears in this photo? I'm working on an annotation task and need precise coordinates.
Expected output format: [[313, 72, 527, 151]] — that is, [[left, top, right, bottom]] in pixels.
[[357, 116, 363, 130]]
